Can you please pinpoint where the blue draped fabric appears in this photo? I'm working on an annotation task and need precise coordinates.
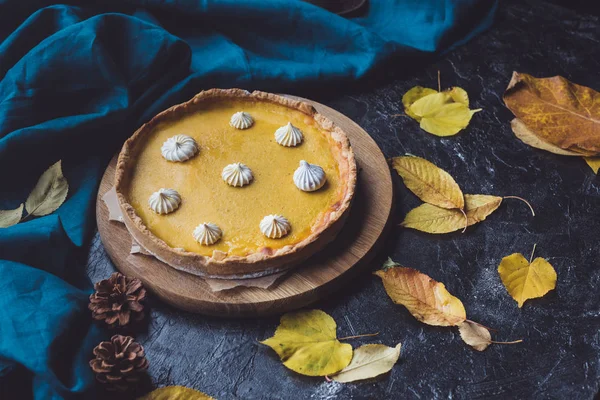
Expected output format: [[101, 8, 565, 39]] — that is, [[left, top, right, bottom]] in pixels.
[[0, 1, 496, 398]]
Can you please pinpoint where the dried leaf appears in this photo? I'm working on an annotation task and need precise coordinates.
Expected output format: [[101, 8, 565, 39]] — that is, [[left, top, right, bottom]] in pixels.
[[447, 86, 469, 106], [504, 72, 600, 155], [498, 253, 557, 307], [584, 157, 600, 174], [332, 343, 401, 383], [25, 160, 69, 216], [510, 119, 583, 156], [458, 321, 491, 351], [401, 194, 502, 234], [402, 86, 438, 120], [392, 155, 465, 210], [260, 309, 352, 376], [0, 204, 24, 228], [137, 386, 214, 400], [374, 266, 466, 326], [409, 92, 480, 137]]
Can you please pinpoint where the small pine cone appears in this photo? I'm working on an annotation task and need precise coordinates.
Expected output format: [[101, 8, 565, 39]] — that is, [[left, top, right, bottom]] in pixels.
[[89, 272, 146, 328], [89, 335, 149, 392]]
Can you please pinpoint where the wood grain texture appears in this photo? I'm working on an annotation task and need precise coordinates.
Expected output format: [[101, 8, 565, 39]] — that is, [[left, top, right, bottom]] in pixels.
[[95, 95, 393, 317]]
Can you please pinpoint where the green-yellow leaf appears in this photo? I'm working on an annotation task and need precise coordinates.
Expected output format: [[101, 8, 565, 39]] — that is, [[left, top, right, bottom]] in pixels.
[[391, 155, 465, 210], [260, 309, 352, 376], [401, 194, 502, 234], [410, 93, 481, 137], [447, 86, 470, 106], [584, 157, 600, 174], [0, 204, 24, 228], [402, 86, 438, 120], [374, 266, 466, 326], [137, 386, 214, 400], [497, 253, 557, 308], [332, 343, 401, 383], [25, 160, 69, 216]]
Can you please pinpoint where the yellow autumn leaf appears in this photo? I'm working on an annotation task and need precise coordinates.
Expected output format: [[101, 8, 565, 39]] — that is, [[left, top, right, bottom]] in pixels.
[[584, 157, 600, 174], [374, 266, 466, 326], [510, 119, 583, 156], [409, 92, 480, 137], [402, 86, 438, 120], [458, 321, 491, 351], [497, 252, 557, 307], [332, 343, 401, 383], [137, 386, 214, 400], [391, 155, 465, 210], [402, 194, 502, 234], [447, 86, 469, 106], [260, 309, 352, 376]]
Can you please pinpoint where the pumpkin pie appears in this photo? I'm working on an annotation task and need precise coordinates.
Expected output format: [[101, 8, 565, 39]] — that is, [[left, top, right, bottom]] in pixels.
[[115, 89, 356, 278]]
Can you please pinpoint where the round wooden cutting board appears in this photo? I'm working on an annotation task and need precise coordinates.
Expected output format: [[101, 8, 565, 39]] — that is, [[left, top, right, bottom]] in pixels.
[[96, 95, 394, 317]]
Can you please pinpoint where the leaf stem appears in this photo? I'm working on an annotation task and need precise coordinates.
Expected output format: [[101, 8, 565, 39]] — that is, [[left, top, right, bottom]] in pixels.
[[503, 196, 535, 216], [459, 208, 468, 233], [437, 70, 441, 92], [465, 319, 497, 332], [529, 243, 537, 264], [325, 375, 332, 382], [490, 339, 523, 345], [338, 332, 379, 341]]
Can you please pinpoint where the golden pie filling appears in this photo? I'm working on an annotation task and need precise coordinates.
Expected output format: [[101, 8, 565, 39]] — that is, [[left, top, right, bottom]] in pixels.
[[127, 99, 343, 257]]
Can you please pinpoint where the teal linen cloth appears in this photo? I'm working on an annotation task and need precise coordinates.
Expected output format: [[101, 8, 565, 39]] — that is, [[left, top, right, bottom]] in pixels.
[[0, 1, 496, 398]]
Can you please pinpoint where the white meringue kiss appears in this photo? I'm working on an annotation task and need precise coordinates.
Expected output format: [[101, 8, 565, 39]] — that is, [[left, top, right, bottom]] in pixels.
[[193, 222, 223, 245], [293, 160, 326, 192], [148, 188, 181, 215], [161, 135, 199, 162], [275, 122, 303, 147], [229, 111, 254, 129], [259, 215, 291, 239], [222, 163, 253, 187]]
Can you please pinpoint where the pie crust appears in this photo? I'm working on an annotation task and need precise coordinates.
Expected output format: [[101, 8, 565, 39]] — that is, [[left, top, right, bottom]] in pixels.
[[114, 89, 356, 278]]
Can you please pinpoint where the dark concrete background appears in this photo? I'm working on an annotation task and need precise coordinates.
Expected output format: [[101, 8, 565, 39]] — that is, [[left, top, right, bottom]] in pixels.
[[87, 1, 600, 398]]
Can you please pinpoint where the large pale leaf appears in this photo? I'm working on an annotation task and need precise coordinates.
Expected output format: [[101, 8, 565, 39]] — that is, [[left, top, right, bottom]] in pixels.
[[402, 86, 438, 120], [458, 321, 491, 352], [137, 386, 213, 400], [332, 343, 401, 383], [260, 309, 352, 376], [584, 157, 600, 174], [0, 204, 24, 228], [497, 253, 557, 308], [510, 119, 584, 156], [25, 160, 69, 216], [374, 266, 466, 326], [409, 92, 480, 137], [391, 155, 464, 210], [401, 194, 502, 234], [504, 72, 600, 155]]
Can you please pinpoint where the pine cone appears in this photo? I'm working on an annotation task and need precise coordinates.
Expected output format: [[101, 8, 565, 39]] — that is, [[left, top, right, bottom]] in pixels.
[[89, 335, 149, 392], [89, 272, 146, 328]]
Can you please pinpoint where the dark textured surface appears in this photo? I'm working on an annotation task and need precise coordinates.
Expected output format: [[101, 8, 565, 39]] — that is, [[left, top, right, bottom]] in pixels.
[[87, 1, 600, 399]]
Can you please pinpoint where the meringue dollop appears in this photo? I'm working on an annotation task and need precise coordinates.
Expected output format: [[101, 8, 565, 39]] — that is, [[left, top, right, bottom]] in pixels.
[[260, 215, 291, 239], [148, 188, 182, 215], [230, 111, 254, 129], [161, 135, 199, 162], [222, 163, 254, 187], [275, 122, 304, 147], [293, 160, 326, 192], [193, 222, 223, 245]]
